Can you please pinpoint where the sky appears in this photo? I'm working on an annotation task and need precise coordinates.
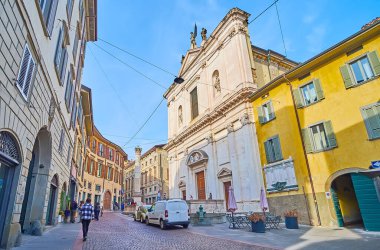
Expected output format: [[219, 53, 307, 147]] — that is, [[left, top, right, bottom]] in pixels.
[[82, 0, 380, 159]]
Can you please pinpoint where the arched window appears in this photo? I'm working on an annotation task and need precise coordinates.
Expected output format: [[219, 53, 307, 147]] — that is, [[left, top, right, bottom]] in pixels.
[[212, 70, 221, 95], [178, 105, 183, 126], [0, 131, 20, 165]]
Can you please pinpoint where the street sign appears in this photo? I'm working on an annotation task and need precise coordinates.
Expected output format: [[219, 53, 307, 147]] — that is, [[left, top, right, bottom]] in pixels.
[[371, 160, 380, 169]]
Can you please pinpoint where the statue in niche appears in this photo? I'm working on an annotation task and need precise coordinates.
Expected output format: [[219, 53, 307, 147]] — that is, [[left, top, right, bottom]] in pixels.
[[201, 28, 207, 41], [213, 71, 221, 94]]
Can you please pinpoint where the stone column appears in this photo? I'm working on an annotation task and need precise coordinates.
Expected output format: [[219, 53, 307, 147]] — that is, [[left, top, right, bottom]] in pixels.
[[133, 146, 142, 204]]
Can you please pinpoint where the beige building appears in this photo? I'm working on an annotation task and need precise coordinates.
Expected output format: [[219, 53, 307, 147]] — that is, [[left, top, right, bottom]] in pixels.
[[164, 8, 296, 213], [125, 145, 169, 205], [74, 86, 128, 210], [0, 0, 97, 248]]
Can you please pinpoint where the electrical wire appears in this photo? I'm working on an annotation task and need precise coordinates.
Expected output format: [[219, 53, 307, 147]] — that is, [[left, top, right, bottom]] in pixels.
[[275, 1, 287, 57], [248, 0, 280, 24]]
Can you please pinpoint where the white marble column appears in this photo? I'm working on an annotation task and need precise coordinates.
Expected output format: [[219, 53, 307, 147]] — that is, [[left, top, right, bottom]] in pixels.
[[133, 146, 142, 203]]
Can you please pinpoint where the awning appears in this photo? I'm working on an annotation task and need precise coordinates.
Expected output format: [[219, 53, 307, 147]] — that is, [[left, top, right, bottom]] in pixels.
[[358, 168, 380, 178]]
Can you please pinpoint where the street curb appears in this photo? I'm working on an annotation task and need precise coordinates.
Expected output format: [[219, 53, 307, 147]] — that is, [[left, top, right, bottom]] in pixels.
[[187, 229, 282, 250]]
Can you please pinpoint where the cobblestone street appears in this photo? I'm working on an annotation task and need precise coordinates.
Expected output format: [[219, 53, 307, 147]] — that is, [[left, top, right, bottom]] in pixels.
[[77, 212, 267, 250]]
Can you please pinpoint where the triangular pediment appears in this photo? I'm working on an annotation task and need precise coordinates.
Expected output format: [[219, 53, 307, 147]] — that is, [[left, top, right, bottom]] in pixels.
[[217, 167, 232, 179], [179, 48, 202, 77]]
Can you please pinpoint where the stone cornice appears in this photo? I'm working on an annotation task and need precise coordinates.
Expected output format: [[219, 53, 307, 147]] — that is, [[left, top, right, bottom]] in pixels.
[[165, 85, 256, 151]]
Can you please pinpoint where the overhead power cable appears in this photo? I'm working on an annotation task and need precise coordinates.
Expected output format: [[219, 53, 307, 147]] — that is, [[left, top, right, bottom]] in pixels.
[[274, 1, 287, 57], [248, 0, 280, 24], [93, 43, 167, 89]]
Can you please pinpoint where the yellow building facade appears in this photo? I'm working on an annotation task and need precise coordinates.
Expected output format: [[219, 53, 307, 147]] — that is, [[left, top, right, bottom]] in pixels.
[[74, 86, 127, 211], [251, 21, 380, 230]]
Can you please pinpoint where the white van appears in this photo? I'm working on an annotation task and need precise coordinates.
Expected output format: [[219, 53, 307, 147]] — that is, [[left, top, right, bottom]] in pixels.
[[145, 199, 190, 229]]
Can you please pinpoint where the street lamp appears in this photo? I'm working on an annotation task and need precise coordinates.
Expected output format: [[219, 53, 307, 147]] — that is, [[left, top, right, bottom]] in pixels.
[[174, 76, 184, 84]]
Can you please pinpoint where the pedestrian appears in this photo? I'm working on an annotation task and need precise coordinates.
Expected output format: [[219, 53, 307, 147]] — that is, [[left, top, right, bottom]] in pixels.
[[101, 206, 103, 217], [80, 198, 94, 241], [78, 200, 84, 223], [70, 200, 78, 223], [94, 202, 101, 221]]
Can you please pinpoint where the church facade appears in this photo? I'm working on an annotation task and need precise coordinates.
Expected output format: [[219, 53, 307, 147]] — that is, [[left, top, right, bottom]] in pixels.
[[164, 8, 296, 212]]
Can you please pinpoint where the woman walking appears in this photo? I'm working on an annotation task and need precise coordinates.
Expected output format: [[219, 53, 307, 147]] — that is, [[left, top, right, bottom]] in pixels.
[[80, 198, 94, 241]]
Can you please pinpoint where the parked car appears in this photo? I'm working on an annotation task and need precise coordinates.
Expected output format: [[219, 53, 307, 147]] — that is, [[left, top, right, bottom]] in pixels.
[[145, 199, 190, 230], [134, 205, 151, 223]]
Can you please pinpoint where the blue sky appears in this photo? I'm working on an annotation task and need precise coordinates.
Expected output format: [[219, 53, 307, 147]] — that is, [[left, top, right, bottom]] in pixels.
[[82, 0, 379, 159]]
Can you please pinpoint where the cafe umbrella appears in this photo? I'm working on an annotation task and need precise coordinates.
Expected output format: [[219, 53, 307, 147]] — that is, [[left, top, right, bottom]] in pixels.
[[227, 186, 238, 228]]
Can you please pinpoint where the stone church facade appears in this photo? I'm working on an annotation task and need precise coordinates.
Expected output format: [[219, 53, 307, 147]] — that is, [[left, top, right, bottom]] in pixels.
[[164, 8, 296, 212]]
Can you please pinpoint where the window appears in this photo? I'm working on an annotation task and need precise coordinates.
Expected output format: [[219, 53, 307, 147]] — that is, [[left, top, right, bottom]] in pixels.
[[89, 160, 94, 174], [64, 71, 74, 109], [54, 26, 68, 85], [97, 162, 102, 177], [361, 103, 380, 139], [72, 27, 80, 60], [67, 145, 71, 165], [84, 180, 86, 189], [149, 187, 152, 192], [294, 79, 324, 108], [302, 121, 337, 153], [58, 129, 65, 155], [16, 44, 36, 100], [95, 185, 101, 192], [258, 101, 275, 124], [264, 136, 283, 163], [99, 144, 104, 157], [154, 186, 156, 191], [107, 166, 112, 180], [340, 51, 380, 88], [109, 148, 113, 161], [39, 0, 58, 36], [92, 140, 96, 152], [71, 97, 77, 129], [66, 0, 74, 22], [190, 87, 199, 119], [88, 182, 92, 189]]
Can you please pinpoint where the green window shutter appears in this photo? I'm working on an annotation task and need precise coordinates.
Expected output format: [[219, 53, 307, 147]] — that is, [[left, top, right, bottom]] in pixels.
[[273, 136, 283, 161], [268, 101, 276, 120], [301, 128, 313, 153], [368, 51, 380, 76], [264, 141, 272, 163], [324, 120, 337, 148], [293, 88, 303, 108], [362, 105, 380, 139], [258, 106, 264, 124], [340, 64, 354, 88], [313, 79, 324, 100]]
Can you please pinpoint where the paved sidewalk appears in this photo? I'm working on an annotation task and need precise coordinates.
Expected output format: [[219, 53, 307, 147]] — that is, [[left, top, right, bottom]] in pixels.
[[188, 222, 380, 250], [13, 222, 81, 250]]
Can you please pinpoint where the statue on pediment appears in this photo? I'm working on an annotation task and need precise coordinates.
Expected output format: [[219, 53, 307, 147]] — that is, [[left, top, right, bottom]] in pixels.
[[201, 28, 207, 40]]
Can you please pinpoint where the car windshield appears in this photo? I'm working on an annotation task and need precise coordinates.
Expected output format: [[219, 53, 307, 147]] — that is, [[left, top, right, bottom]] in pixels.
[[167, 201, 187, 210]]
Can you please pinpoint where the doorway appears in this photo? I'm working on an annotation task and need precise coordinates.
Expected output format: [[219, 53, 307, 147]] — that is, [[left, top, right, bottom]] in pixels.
[[331, 174, 362, 227], [223, 181, 231, 211], [46, 175, 58, 225], [196, 171, 206, 200], [104, 191, 111, 210]]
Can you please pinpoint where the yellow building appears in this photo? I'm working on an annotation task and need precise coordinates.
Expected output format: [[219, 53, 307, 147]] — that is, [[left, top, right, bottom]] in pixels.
[[75, 86, 127, 211], [250, 20, 380, 230]]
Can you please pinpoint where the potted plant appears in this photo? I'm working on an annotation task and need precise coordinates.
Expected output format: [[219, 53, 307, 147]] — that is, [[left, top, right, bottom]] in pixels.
[[248, 213, 266, 233], [58, 211, 64, 223], [284, 209, 299, 229]]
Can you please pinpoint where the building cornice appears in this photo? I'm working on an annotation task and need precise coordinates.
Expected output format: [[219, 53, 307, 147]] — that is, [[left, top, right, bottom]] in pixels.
[[165, 84, 255, 151]]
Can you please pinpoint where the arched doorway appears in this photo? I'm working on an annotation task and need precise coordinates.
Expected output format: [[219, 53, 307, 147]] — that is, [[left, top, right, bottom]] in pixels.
[[104, 191, 112, 210], [46, 175, 58, 225], [331, 174, 363, 227], [0, 131, 21, 247], [20, 128, 52, 233]]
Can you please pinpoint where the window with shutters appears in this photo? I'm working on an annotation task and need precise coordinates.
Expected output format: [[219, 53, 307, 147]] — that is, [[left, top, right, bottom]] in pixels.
[[361, 103, 380, 140], [71, 97, 77, 129], [67, 145, 71, 165], [17, 44, 36, 100], [72, 24, 80, 62], [109, 148, 113, 161], [64, 71, 74, 110], [302, 121, 337, 153], [107, 166, 112, 180], [58, 129, 65, 155], [54, 26, 69, 85], [38, 0, 58, 36], [89, 159, 93, 173], [92, 139, 96, 152], [264, 135, 283, 163], [97, 162, 102, 177], [66, 0, 74, 22], [340, 51, 380, 88], [258, 101, 275, 124], [190, 87, 199, 120], [95, 185, 101, 192], [99, 144, 104, 157], [294, 79, 324, 108]]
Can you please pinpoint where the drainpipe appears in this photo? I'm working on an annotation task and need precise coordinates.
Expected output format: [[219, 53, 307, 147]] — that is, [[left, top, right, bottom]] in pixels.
[[283, 74, 322, 226]]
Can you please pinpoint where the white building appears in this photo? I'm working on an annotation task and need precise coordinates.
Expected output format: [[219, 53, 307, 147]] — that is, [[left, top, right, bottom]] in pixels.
[[164, 8, 296, 212], [0, 0, 97, 248]]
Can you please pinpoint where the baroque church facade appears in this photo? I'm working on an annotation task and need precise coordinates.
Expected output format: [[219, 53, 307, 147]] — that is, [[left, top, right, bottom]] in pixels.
[[164, 8, 296, 212]]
